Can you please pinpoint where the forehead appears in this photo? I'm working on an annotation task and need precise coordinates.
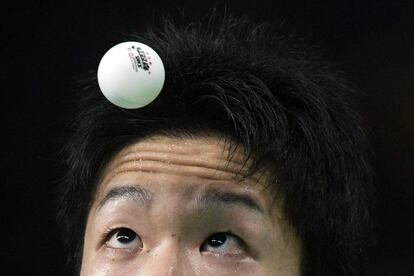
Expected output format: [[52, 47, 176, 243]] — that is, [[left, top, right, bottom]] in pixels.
[[94, 135, 277, 213], [100, 135, 263, 186]]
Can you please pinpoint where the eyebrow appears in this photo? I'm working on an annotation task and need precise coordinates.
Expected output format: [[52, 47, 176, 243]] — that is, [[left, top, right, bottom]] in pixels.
[[98, 186, 152, 210], [97, 185, 264, 215], [196, 188, 264, 215]]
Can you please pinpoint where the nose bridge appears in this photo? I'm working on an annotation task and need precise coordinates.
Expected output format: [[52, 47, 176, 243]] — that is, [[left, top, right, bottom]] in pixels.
[[139, 238, 185, 276]]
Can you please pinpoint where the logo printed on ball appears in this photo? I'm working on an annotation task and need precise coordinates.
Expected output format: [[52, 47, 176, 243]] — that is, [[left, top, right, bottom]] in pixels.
[[128, 45, 152, 74]]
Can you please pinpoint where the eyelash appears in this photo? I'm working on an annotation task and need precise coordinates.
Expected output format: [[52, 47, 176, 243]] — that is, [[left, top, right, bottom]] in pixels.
[[102, 227, 130, 246], [101, 227, 248, 257], [102, 227, 118, 241], [200, 230, 248, 257]]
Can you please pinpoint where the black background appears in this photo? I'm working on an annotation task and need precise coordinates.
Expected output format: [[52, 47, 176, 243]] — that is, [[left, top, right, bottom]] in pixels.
[[2, 1, 413, 275]]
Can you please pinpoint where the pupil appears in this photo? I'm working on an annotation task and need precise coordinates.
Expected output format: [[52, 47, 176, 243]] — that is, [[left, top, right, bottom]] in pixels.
[[209, 233, 227, 247], [116, 229, 135, 243]]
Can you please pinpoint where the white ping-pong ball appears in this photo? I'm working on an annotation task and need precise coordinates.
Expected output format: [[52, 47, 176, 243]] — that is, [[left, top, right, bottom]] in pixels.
[[97, 41, 165, 109]]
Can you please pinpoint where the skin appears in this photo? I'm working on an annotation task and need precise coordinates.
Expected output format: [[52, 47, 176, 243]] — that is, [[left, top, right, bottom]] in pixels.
[[81, 135, 301, 276]]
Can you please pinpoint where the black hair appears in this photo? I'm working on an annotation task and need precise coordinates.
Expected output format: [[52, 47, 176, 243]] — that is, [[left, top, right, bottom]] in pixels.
[[58, 12, 373, 276]]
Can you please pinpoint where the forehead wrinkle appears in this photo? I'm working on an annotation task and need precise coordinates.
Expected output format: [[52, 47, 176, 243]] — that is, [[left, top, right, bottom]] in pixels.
[[117, 149, 244, 165], [111, 151, 247, 177], [98, 136, 267, 196], [100, 160, 248, 190], [100, 147, 255, 186], [117, 136, 248, 165]]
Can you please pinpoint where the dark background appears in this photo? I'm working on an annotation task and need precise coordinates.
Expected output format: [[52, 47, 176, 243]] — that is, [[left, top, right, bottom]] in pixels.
[[2, 1, 413, 275]]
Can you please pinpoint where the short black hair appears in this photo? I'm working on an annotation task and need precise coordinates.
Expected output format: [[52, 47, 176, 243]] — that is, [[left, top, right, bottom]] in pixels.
[[58, 12, 373, 276]]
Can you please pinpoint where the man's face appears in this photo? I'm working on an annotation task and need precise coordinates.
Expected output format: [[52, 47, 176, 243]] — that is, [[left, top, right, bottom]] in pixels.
[[81, 136, 301, 275]]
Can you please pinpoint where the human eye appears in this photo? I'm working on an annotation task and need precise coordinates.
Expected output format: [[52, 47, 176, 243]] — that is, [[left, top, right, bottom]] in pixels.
[[200, 231, 247, 257], [105, 227, 143, 250]]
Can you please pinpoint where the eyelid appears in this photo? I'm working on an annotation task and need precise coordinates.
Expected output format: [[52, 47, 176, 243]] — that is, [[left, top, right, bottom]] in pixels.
[[102, 227, 118, 243], [101, 227, 134, 246], [103, 227, 144, 253], [201, 231, 249, 258]]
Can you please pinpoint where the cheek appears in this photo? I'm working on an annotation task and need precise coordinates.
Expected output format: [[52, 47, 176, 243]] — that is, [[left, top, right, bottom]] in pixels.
[[187, 255, 265, 276], [81, 254, 265, 276], [80, 258, 137, 276], [79, 247, 111, 276]]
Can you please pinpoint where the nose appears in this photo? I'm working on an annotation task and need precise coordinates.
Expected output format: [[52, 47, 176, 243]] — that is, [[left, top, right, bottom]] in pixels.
[[138, 240, 184, 276]]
